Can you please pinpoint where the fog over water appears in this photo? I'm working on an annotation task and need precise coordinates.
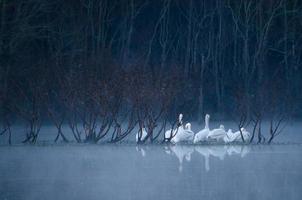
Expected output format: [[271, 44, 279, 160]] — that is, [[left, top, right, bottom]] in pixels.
[[0, 121, 302, 200], [0, 144, 301, 200], [1, 0, 301, 199], [2, 120, 302, 144]]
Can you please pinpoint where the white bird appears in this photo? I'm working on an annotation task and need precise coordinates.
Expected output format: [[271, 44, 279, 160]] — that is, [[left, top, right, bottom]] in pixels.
[[171, 123, 194, 144], [232, 128, 251, 142], [241, 128, 251, 141], [164, 113, 184, 141], [207, 124, 226, 142], [193, 114, 210, 143], [136, 127, 148, 142], [223, 129, 236, 143], [165, 128, 177, 141]]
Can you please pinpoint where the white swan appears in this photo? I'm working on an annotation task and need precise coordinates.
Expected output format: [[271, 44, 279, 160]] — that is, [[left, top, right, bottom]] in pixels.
[[171, 123, 194, 144], [223, 129, 236, 143], [241, 128, 251, 141], [207, 124, 226, 142], [232, 128, 251, 142], [164, 128, 176, 141], [164, 114, 183, 141], [223, 128, 250, 143], [193, 114, 210, 143], [136, 127, 148, 142]]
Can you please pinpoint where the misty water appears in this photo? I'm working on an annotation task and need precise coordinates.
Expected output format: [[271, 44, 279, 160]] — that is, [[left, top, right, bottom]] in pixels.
[[1, 122, 302, 200]]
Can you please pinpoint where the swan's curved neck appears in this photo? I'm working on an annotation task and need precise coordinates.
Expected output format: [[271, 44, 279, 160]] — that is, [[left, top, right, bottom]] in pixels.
[[178, 114, 183, 126], [205, 116, 209, 129]]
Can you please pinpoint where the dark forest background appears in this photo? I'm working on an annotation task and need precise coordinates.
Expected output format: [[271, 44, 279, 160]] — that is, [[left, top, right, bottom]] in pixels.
[[0, 0, 301, 143]]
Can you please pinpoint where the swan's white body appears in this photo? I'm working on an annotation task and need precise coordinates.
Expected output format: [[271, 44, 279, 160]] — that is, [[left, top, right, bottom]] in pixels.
[[241, 128, 251, 141], [193, 114, 210, 143], [223, 128, 250, 143], [223, 129, 236, 143], [232, 128, 251, 142], [135, 128, 148, 142], [207, 125, 226, 142], [164, 114, 184, 141], [171, 123, 194, 144], [164, 128, 179, 140]]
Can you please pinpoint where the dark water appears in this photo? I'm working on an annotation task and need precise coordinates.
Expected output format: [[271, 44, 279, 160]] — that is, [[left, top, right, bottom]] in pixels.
[[0, 144, 301, 200]]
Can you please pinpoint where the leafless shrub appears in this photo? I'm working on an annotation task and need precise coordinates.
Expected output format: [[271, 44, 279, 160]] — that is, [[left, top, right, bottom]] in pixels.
[[60, 67, 115, 143], [0, 99, 12, 145], [233, 87, 250, 143], [265, 79, 290, 144], [10, 80, 45, 144], [250, 77, 291, 144], [250, 84, 267, 144], [126, 66, 183, 143], [46, 88, 69, 143], [0, 85, 13, 145]]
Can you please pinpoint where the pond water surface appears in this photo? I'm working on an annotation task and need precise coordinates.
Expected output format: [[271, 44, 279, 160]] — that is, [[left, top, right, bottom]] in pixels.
[[0, 144, 301, 200]]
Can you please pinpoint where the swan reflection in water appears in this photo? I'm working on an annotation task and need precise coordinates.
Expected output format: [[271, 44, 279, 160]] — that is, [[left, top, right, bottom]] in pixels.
[[166, 145, 194, 172], [136, 146, 148, 157], [180, 145, 250, 172], [136, 145, 250, 172]]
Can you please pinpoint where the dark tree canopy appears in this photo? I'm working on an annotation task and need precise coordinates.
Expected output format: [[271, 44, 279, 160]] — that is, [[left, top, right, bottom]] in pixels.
[[0, 0, 301, 138]]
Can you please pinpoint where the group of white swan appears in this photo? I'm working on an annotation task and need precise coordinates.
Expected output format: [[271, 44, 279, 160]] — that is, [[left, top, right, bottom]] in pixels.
[[164, 113, 250, 144], [136, 113, 250, 143]]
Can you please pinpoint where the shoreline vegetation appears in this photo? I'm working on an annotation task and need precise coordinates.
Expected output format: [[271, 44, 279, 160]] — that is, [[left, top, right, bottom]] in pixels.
[[0, 117, 291, 145], [1, 0, 299, 146]]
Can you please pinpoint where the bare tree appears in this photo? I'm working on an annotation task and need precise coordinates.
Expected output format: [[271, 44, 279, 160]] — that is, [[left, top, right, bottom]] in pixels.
[[46, 89, 69, 143], [233, 86, 250, 143], [266, 78, 290, 144], [0, 93, 12, 145], [110, 106, 137, 143], [11, 80, 45, 144]]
